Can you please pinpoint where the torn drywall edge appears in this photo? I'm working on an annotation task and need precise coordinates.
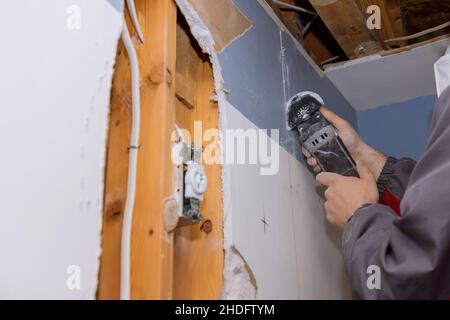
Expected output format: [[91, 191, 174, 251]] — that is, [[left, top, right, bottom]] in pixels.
[[256, 0, 324, 77], [323, 53, 382, 71], [220, 246, 257, 300], [174, 0, 257, 299], [93, 16, 124, 299]]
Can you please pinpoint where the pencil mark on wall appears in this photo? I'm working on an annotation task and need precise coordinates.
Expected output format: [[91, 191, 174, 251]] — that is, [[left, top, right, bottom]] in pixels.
[[261, 215, 269, 233]]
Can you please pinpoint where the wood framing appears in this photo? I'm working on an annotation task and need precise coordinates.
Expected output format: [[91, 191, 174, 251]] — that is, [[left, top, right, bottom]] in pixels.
[[173, 17, 224, 299], [99, 0, 224, 300], [98, 0, 177, 299], [362, 0, 405, 44]]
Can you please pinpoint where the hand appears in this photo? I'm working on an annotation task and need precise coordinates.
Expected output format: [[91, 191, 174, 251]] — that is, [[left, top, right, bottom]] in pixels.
[[316, 161, 379, 229], [303, 106, 387, 178]]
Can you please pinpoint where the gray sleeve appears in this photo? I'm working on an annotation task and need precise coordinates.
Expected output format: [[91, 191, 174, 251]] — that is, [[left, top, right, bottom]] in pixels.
[[342, 87, 450, 300], [376, 156, 416, 199]]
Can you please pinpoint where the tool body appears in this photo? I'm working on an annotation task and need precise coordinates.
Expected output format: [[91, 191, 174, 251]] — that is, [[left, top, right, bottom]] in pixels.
[[287, 91, 358, 177]]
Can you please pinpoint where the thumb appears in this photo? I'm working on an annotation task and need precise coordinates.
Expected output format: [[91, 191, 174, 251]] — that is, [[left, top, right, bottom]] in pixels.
[[357, 161, 373, 180], [316, 172, 340, 187], [320, 107, 348, 132]]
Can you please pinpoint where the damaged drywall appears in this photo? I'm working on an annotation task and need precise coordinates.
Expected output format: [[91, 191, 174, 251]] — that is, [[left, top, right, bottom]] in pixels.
[[186, 0, 253, 53], [176, 0, 353, 299], [0, 0, 123, 299], [220, 246, 257, 300], [175, 0, 257, 299]]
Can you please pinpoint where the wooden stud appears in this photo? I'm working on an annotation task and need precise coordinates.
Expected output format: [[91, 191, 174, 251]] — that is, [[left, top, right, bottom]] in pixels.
[[98, 24, 133, 302], [98, 0, 177, 300], [130, 0, 177, 300], [172, 16, 224, 299]]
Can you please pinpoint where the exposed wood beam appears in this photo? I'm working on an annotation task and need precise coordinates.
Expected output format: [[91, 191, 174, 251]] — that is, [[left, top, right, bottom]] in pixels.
[[98, 0, 177, 300], [362, 0, 406, 45], [263, 0, 335, 65], [172, 16, 224, 299], [98, 13, 135, 302], [398, 0, 450, 43], [309, 0, 384, 58]]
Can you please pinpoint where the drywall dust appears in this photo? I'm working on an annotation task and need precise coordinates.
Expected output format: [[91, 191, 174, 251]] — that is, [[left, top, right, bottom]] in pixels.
[[221, 246, 257, 300]]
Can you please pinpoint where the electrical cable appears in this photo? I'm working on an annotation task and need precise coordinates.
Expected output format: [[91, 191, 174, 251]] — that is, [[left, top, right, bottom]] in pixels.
[[120, 18, 141, 301], [272, 0, 317, 16], [384, 21, 450, 44]]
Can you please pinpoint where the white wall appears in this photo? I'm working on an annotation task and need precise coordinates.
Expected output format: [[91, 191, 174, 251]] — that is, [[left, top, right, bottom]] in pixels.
[[224, 105, 350, 299], [0, 0, 122, 299], [325, 37, 450, 111]]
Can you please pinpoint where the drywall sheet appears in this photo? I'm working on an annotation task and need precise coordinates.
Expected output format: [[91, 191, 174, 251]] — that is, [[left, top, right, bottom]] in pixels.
[[358, 95, 437, 160], [217, 0, 353, 299], [224, 106, 350, 299], [0, 0, 122, 299], [325, 37, 450, 111], [187, 0, 252, 53]]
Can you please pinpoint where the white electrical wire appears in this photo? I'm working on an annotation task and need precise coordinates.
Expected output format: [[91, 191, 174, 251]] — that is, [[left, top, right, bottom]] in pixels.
[[126, 0, 144, 43], [120, 18, 141, 300], [272, 0, 317, 16], [384, 21, 450, 44]]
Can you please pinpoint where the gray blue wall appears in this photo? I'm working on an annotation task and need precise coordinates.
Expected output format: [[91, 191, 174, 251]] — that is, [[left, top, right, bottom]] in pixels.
[[357, 95, 437, 160], [221, 0, 357, 163]]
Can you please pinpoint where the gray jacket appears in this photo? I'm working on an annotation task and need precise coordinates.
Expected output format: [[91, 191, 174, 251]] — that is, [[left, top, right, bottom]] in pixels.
[[343, 86, 450, 299]]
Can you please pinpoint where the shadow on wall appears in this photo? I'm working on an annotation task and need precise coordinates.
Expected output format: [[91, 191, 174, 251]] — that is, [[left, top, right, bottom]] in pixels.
[[357, 95, 437, 161]]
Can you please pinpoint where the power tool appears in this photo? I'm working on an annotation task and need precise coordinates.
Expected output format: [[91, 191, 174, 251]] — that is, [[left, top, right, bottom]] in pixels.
[[286, 91, 358, 177]]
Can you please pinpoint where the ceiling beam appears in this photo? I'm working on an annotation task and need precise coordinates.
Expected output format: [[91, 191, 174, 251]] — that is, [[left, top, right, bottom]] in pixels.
[[308, 0, 384, 58]]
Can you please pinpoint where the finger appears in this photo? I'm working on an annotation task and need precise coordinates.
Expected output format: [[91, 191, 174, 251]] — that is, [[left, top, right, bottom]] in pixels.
[[313, 165, 321, 173], [324, 188, 331, 199], [307, 157, 317, 167], [324, 203, 335, 224], [356, 160, 373, 180], [320, 107, 349, 131], [326, 212, 335, 225], [324, 201, 331, 215], [316, 172, 340, 186], [302, 147, 311, 158]]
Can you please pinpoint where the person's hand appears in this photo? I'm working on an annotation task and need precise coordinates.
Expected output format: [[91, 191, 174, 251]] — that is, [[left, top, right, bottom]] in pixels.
[[316, 161, 379, 228], [302, 106, 387, 178]]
